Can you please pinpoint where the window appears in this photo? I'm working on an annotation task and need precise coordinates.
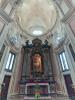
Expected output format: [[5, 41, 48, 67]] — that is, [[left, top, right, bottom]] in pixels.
[[5, 52, 15, 71], [59, 51, 69, 71]]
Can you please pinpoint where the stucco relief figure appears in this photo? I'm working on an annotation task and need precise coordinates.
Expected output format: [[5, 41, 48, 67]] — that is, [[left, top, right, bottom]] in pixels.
[[33, 54, 42, 73]]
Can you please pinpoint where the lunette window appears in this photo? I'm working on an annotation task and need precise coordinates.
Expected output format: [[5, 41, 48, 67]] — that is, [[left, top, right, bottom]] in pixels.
[[5, 52, 15, 71], [59, 51, 69, 71]]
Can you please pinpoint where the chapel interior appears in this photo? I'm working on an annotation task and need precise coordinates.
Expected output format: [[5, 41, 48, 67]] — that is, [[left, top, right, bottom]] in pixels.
[[0, 0, 75, 100]]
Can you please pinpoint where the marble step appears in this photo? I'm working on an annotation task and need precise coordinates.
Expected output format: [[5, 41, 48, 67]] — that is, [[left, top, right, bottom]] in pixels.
[[7, 95, 71, 100]]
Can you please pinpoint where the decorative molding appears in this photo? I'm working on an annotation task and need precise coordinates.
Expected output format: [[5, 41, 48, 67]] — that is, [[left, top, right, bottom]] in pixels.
[[62, 7, 75, 23], [0, 8, 12, 24]]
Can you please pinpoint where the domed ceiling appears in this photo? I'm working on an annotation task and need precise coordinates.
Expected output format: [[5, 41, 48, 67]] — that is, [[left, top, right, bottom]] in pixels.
[[16, 0, 57, 37], [7, 0, 66, 49]]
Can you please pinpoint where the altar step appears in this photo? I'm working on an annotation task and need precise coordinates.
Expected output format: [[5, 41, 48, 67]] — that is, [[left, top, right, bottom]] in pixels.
[[7, 95, 71, 100]]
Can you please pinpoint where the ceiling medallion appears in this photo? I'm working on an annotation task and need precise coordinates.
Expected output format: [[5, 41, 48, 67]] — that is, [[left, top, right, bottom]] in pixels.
[[16, 0, 57, 37]]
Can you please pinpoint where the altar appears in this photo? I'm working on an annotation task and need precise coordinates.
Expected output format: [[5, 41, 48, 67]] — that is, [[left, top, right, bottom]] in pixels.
[[19, 39, 56, 97], [25, 83, 50, 97]]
